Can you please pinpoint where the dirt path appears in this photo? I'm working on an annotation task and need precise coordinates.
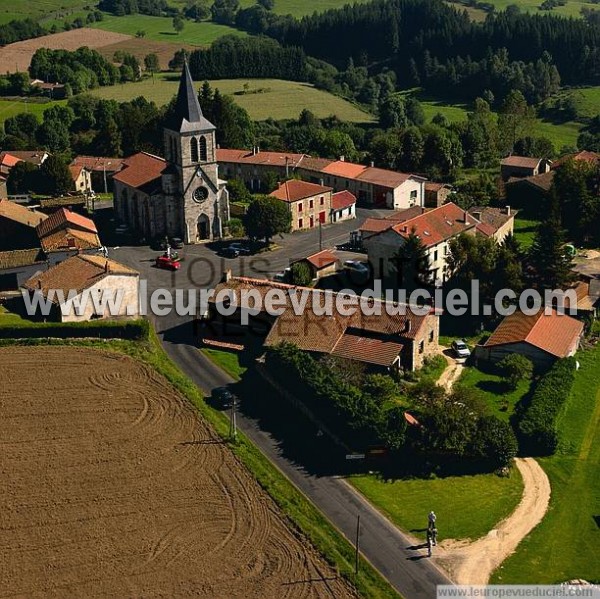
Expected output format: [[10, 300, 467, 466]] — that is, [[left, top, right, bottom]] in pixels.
[[435, 458, 551, 584], [436, 350, 465, 391]]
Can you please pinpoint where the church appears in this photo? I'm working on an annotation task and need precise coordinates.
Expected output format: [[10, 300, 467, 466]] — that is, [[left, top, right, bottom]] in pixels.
[[112, 63, 229, 243]]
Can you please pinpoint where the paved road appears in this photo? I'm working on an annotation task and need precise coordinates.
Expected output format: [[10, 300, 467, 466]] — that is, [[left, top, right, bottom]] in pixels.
[[109, 210, 452, 599]]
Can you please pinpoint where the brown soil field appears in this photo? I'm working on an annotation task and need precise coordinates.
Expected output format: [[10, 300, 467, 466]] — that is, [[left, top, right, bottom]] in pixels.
[[0, 346, 355, 599], [99, 39, 196, 70], [0, 28, 131, 73]]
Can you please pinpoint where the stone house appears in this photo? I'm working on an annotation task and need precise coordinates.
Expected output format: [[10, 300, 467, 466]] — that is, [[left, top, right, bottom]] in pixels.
[[330, 190, 356, 223], [424, 182, 452, 208], [69, 164, 92, 194], [22, 255, 140, 322], [500, 156, 552, 182], [0, 199, 47, 251], [269, 179, 332, 232], [469, 206, 516, 243]]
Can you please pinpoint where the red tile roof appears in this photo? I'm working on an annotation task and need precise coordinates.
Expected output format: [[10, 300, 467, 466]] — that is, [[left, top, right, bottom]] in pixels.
[[36, 207, 97, 238], [501, 156, 545, 169], [0, 150, 47, 167], [552, 151, 600, 169], [71, 156, 125, 172], [0, 199, 47, 228], [23, 254, 138, 300], [386, 202, 475, 247], [321, 161, 367, 178], [270, 179, 332, 203], [359, 207, 428, 234], [331, 190, 356, 210], [331, 331, 403, 367], [69, 164, 84, 181], [303, 250, 338, 270], [424, 182, 449, 192], [356, 167, 416, 188], [111, 152, 167, 189], [217, 148, 306, 168], [484, 309, 584, 358], [39, 229, 100, 252]]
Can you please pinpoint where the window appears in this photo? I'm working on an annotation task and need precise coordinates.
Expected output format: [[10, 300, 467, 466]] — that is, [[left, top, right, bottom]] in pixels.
[[419, 340, 424, 354], [444, 245, 448, 255], [190, 137, 199, 163], [199, 136, 208, 161], [320, 196, 324, 205], [410, 190, 418, 200], [298, 202, 303, 212], [309, 199, 314, 209], [429, 330, 434, 342], [298, 218, 303, 229], [434, 250, 438, 262]]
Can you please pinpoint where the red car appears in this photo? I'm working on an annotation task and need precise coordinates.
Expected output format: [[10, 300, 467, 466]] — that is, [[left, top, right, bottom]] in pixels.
[[155, 255, 181, 271]]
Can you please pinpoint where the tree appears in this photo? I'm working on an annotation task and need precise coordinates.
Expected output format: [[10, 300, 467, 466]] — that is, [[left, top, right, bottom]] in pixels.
[[144, 53, 160, 75], [392, 228, 430, 289], [39, 155, 73, 196], [498, 90, 535, 153], [498, 354, 534, 391], [6, 161, 38, 194], [289, 261, 313, 286], [4, 112, 39, 144], [378, 95, 407, 129], [169, 48, 189, 71], [405, 96, 425, 126], [93, 117, 123, 157], [257, 0, 274, 9], [528, 193, 574, 290], [399, 127, 424, 171], [36, 120, 70, 152], [227, 178, 252, 203], [244, 195, 291, 243], [211, 0, 240, 25], [135, 29, 146, 38], [471, 416, 518, 467], [173, 15, 185, 33]]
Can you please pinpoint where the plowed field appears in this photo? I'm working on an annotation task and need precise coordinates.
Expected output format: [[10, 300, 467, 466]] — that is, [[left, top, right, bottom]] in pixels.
[[0, 346, 355, 599]]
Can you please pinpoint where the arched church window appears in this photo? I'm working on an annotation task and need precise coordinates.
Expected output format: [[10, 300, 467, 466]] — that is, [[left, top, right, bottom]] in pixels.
[[190, 137, 199, 163], [199, 136, 208, 162], [171, 137, 177, 162]]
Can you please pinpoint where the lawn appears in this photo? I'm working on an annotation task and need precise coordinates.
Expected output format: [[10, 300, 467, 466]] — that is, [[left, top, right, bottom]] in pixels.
[[92, 14, 244, 46], [351, 468, 524, 542], [0, 0, 88, 25], [514, 216, 541, 249], [456, 364, 533, 421], [200, 347, 247, 380], [491, 344, 600, 583], [0, 305, 27, 325], [0, 98, 64, 127], [89, 75, 375, 122]]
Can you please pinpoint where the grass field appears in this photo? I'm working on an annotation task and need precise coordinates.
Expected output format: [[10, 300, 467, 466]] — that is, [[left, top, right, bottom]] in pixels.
[[514, 217, 541, 249], [451, 0, 598, 18], [0, 98, 65, 126], [351, 468, 524, 543], [456, 365, 533, 421], [491, 344, 600, 583], [200, 347, 247, 380], [92, 14, 244, 46], [549, 86, 600, 120], [89, 75, 375, 122]]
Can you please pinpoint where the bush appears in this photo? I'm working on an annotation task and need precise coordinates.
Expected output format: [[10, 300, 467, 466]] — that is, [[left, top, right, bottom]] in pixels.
[[290, 262, 312, 286], [498, 354, 534, 390], [0, 319, 150, 341], [472, 416, 518, 466], [517, 357, 576, 455]]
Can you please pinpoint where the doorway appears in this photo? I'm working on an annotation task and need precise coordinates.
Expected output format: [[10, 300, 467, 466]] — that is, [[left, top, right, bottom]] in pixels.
[[197, 214, 210, 240]]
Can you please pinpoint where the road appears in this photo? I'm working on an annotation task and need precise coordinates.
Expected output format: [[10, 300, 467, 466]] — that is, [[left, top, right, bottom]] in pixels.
[[108, 209, 452, 599]]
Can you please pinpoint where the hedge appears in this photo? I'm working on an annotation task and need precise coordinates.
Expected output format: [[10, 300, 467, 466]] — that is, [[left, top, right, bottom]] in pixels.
[[517, 357, 576, 455], [0, 319, 150, 341]]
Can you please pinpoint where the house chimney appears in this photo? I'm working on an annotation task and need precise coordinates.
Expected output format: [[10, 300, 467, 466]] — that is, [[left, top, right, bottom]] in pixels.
[[464, 210, 470, 225], [370, 161, 375, 168], [319, 178, 324, 186], [339, 155, 345, 162], [252, 146, 257, 156], [505, 205, 511, 216], [222, 269, 232, 283]]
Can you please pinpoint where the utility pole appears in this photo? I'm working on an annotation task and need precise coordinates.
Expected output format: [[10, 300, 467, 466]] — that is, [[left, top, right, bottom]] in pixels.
[[355, 514, 361, 576], [229, 398, 237, 440]]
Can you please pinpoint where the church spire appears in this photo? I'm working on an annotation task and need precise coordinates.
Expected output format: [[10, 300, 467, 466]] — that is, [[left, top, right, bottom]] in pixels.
[[168, 61, 216, 133]]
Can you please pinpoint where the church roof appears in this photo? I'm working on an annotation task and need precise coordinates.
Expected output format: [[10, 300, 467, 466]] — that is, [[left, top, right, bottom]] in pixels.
[[167, 62, 216, 134]]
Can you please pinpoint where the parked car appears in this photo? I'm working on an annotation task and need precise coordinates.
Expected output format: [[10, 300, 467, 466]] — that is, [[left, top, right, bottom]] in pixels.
[[170, 237, 184, 249], [272, 267, 291, 283], [451, 339, 471, 359], [155, 255, 181, 271], [220, 241, 251, 258], [344, 259, 369, 274], [212, 387, 236, 409]]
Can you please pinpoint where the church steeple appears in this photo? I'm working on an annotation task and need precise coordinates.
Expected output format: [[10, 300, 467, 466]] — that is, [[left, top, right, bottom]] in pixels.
[[167, 62, 216, 133]]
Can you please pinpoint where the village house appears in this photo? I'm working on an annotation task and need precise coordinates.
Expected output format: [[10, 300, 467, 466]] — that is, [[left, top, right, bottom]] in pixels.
[[476, 309, 584, 370], [0, 150, 48, 178], [500, 155, 552, 182], [36, 208, 101, 255], [216, 148, 427, 209], [364, 202, 478, 285], [69, 164, 92, 195], [207, 274, 440, 371], [504, 171, 554, 211], [30, 80, 67, 99], [112, 64, 230, 243], [551, 150, 600, 169], [22, 255, 140, 323], [269, 179, 332, 231], [70, 156, 125, 193], [355, 206, 428, 245], [0, 199, 48, 251], [468, 206, 516, 242], [0, 176, 7, 199], [424, 182, 452, 208], [0, 249, 46, 292], [292, 250, 339, 281], [330, 190, 356, 223]]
